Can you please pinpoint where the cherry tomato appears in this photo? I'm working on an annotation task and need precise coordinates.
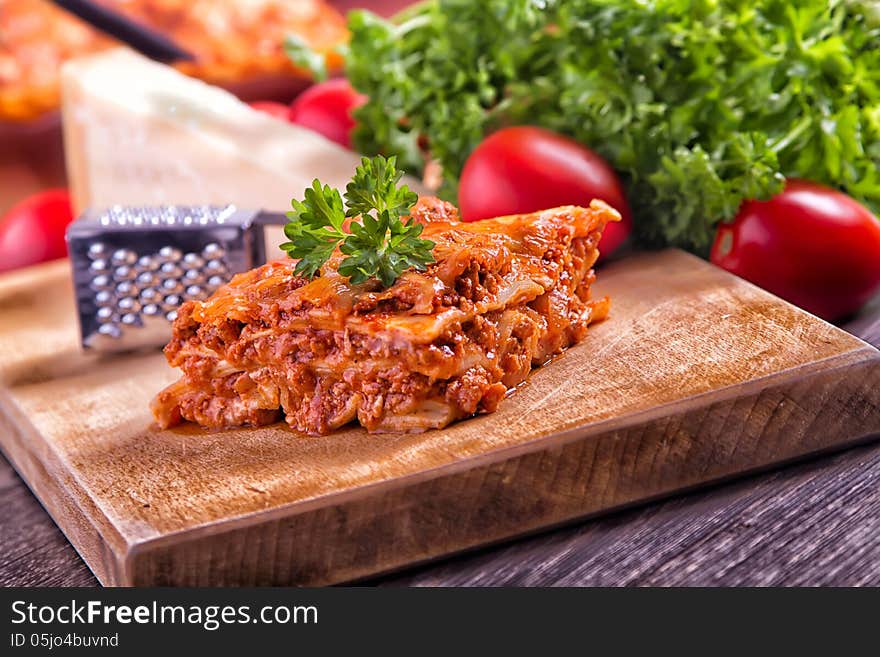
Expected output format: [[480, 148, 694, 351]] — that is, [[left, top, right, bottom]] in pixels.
[[248, 101, 291, 121], [287, 78, 367, 149], [458, 126, 632, 257], [711, 180, 880, 321], [0, 189, 74, 274]]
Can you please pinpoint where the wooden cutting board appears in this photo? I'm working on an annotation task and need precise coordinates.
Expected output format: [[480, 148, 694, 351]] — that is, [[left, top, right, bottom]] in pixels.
[[1, 250, 878, 586]]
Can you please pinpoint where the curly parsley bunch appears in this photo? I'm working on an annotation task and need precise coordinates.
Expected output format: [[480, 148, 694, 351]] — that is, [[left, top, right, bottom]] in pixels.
[[338, 0, 880, 252]]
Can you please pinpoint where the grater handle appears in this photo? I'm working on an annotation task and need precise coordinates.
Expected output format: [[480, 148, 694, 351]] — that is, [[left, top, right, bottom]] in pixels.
[[252, 211, 289, 226]]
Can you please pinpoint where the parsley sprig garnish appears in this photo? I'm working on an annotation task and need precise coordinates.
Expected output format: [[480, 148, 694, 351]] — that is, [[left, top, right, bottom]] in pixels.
[[281, 156, 435, 287]]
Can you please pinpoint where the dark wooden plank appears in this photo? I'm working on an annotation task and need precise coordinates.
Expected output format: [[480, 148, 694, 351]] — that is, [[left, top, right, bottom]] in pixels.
[[0, 462, 95, 587], [1, 297, 879, 587]]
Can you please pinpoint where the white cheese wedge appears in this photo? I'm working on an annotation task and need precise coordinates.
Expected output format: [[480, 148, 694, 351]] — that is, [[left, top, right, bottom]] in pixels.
[[61, 48, 425, 225]]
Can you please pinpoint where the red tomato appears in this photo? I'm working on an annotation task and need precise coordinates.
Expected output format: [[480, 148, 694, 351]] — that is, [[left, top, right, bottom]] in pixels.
[[248, 101, 291, 121], [711, 180, 880, 321], [0, 189, 74, 274], [288, 78, 367, 149], [458, 126, 632, 257]]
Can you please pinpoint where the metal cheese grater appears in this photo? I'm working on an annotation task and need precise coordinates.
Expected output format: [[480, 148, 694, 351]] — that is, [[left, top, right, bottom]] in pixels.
[[67, 205, 285, 352]]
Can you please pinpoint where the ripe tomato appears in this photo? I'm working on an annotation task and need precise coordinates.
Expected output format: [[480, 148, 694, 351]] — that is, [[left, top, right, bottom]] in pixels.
[[458, 126, 632, 257], [248, 101, 291, 121], [0, 189, 74, 274], [288, 78, 367, 149], [710, 180, 880, 321]]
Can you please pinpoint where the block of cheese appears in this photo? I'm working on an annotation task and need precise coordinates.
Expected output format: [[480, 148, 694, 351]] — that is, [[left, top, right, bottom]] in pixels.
[[61, 49, 426, 227]]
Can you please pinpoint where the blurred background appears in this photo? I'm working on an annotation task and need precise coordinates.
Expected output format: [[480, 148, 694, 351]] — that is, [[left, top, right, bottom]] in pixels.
[[0, 0, 413, 215]]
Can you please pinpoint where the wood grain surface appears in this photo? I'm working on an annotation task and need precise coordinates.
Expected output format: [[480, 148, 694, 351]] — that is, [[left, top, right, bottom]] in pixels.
[[1, 251, 879, 586]]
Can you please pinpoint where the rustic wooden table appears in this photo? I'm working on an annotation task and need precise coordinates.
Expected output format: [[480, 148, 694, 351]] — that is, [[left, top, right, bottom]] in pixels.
[[2, 298, 878, 587]]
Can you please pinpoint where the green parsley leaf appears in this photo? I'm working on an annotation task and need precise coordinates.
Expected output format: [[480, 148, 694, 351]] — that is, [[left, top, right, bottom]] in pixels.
[[345, 155, 419, 218], [339, 210, 434, 286], [283, 34, 328, 82], [281, 180, 347, 278], [281, 156, 435, 286]]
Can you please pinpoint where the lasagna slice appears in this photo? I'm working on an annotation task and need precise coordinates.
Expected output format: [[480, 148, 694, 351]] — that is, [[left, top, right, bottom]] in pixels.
[[152, 197, 619, 435]]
